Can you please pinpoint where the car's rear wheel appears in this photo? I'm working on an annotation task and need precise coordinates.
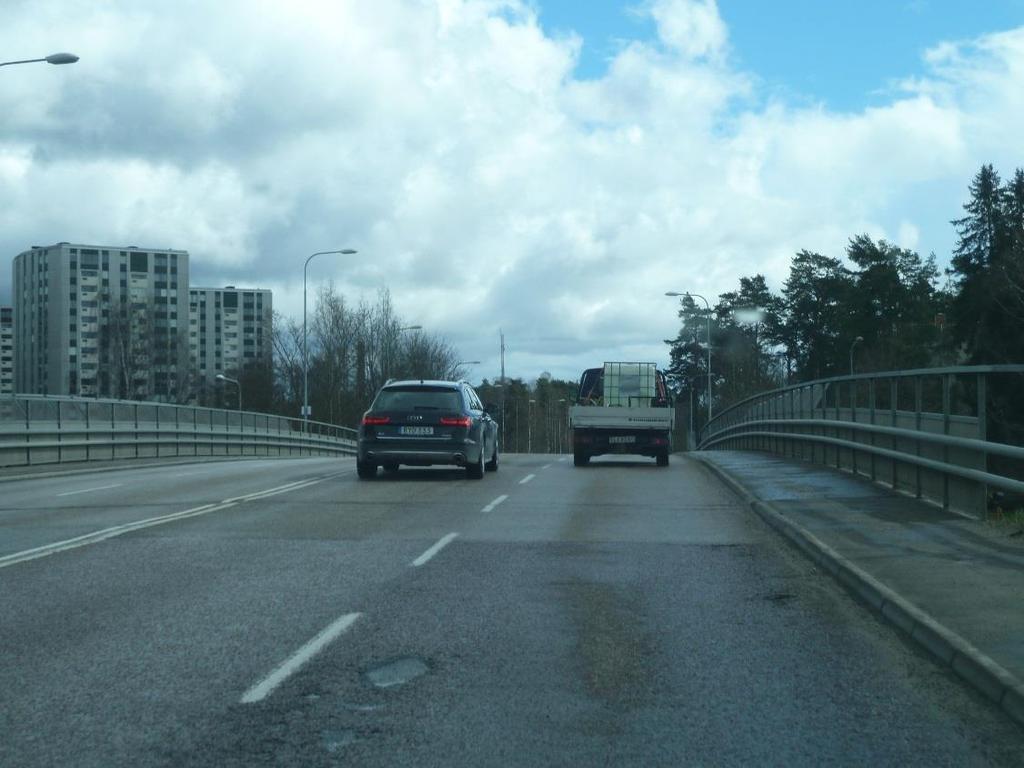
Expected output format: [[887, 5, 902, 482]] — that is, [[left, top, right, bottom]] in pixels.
[[467, 449, 485, 479], [656, 450, 669, 467], [485, 442, 498, 472], [356, 460, 377, 479], [573, 449, 589, 467]]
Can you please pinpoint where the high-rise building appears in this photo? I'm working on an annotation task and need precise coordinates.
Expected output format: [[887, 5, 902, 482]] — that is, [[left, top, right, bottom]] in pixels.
[[0, 306, 13, 396], [13, 243, 190, 399], [188, 286, 272, 391]]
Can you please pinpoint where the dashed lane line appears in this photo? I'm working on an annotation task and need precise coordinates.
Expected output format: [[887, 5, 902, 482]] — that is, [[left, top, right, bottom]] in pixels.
[[519, 474, 536, 485], [240, 613, 362, 704], [411, 532, 459, 567], [56, 483, 123, 497], [481, 494, 508, 513]]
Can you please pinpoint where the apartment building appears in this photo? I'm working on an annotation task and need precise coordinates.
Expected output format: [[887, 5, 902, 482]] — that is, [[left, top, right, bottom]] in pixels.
[[12, 243, 190, 399], [188, 286, 272, 390], [0, 306, 13, 396]]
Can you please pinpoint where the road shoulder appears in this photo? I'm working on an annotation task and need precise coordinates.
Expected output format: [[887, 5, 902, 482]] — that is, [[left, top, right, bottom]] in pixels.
[[696, 450, 1024, 729]]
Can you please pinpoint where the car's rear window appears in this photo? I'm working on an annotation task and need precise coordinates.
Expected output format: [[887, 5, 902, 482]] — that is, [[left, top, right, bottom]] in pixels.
[[373, 387, 462, 411]]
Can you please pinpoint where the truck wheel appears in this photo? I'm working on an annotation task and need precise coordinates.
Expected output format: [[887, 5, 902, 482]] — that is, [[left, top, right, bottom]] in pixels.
[[656, 450, 669, 467], [573, 450, 590, 467]]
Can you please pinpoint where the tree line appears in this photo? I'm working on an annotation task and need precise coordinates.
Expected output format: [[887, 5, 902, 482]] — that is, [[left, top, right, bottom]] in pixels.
[[665, 164, 1024, 429], [241, 285, 465, 426]]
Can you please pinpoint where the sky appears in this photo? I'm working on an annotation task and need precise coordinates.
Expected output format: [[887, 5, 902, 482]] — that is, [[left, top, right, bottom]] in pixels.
[[2, 0, 1023, 383]]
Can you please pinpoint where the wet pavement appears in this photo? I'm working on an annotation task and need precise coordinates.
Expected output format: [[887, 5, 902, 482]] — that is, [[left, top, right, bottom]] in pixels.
[[699, 450, 1024, 685]]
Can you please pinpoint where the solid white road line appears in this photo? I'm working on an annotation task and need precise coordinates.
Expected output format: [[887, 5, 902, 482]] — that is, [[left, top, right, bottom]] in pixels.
[[56, 483, 123, 497], [411, 532, 459, 567], [0, 502, 231, 570], [542, 464, 552, 470], [481, 494, 508, 513], [1, 472, 347, 570], [519, 474, 535, 485], [240, 613, 362, 704]]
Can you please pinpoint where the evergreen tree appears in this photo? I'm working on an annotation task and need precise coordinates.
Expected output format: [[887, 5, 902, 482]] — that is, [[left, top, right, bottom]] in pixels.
[[780, 251, 854, 380], [845, 235, 941, 371], [947, 164, 1010, 361]]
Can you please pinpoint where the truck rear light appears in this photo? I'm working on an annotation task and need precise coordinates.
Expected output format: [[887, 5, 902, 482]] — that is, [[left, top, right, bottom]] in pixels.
[[362, 415, 390, 425], [439, 416, 472, 427]]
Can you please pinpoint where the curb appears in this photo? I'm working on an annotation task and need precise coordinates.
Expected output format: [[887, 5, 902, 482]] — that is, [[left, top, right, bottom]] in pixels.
[[696, 453, 1024, 729]]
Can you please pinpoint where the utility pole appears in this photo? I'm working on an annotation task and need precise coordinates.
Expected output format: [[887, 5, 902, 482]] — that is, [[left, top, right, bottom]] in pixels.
[[500, 330, 506, 452]]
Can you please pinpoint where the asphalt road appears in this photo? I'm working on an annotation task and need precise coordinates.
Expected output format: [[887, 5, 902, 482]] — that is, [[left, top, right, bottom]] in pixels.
[[1, 454, 1021, 766]]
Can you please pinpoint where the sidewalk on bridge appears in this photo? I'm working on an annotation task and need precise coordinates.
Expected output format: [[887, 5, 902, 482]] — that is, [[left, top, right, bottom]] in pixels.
[[696, 450, 1024, 727]]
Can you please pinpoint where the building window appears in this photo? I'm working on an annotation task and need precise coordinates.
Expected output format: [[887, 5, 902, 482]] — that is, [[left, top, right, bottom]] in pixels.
[[130, 252, 148, 272]]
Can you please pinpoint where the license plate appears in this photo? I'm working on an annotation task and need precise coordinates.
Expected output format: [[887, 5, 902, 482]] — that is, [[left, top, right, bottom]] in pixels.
[[608, 435, 636, 444], [399, 426, 434, 436]]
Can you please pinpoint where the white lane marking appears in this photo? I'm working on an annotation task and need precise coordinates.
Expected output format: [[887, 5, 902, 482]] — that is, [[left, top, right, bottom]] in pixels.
[[542, 463, 552, 470], [240, 478, 327, 501], [56, 483, 123, 497], [240, 613, 362, 704], [0, 502, 230, 570], [221, 478, 321, 504], [411, 532, 459, 567], [481, 494, 508, 513], [0, 472, 348, 570], [519, 474, 535, 485]]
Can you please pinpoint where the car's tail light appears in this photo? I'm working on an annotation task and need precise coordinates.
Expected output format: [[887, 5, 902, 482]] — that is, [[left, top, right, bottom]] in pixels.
[[362, 415, 390, 425], [439, 416, 472, 427]]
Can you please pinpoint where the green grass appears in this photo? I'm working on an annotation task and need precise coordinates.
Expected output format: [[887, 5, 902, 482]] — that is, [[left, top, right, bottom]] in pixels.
[[986, 506, 1024, 537]]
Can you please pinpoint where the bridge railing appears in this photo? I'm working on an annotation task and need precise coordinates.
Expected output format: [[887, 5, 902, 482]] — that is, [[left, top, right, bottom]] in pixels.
[[0, 395, 357, 468], [698, 365, 1024, 518]]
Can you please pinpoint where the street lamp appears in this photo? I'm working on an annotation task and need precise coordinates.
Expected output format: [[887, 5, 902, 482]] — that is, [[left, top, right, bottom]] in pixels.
[[558, 398, 567, 454], [216, 373, 241, 411], [528, 399, 536, 454], [1, 52, 79, 68], [665, 291, 713, 422], [849, 336, 865, 376], [303, 248, 356, 422]]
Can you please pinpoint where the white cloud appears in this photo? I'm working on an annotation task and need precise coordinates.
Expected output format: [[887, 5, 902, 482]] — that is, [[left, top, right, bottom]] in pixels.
[[1, 1, 1023, 381], [649, 0, 728, 61]]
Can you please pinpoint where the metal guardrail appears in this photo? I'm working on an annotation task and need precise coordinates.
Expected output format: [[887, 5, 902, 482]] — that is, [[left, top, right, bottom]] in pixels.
[[699, 365, 1024, 517], [0, 395, 357, 468]]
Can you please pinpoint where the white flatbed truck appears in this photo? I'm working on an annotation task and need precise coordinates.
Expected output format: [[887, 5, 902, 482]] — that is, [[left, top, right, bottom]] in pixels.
[[568, 362, 674, 467]]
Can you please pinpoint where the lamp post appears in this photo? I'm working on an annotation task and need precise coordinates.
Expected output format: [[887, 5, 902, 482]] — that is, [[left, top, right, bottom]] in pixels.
[[303, 248, 356, 422], [216, 373, 241, 411], [528, 398, 536, 454], [492, 383, 505, 452], [665, 291, 713, 422], [849, 336, 865, 376], [1, 52, 79, 68], [558, 398, 567, 454]]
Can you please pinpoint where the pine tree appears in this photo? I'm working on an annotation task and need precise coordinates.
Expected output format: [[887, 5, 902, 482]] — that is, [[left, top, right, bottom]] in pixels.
[[781, 251, 853, 380], [948, 164, 1009, 361]]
